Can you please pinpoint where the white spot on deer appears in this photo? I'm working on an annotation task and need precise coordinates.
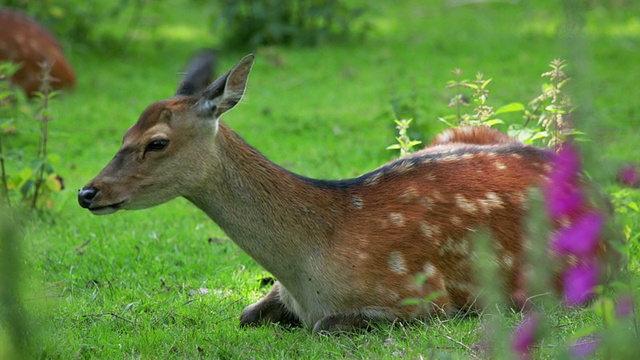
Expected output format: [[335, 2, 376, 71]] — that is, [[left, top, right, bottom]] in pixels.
[[461, 153, 475, 160], [421, 157, 434, 165], [513, 191, 528, 208], [355, 250, 368, 261], [420, 222, 440, 238], [543, 164, 553, 173], [390, 161, 414, 174], [388, 251, 407, 274], [389, 213, 405, 226], [448, 280, 476, 293], [425, 173, 436, 181], [440, 237, 470, 256], [478, 192, 504, 214], [400, 187, 419, 203], [351, 195, 363, 209], [441, 154, 460, 162], [420, 196, 435, 209], [423, 262, 436, 278], [495, 161, 507, 170], [451, 215, 462, 226], [431, 190, 444, 202], [511, 153, 523, 160], [365, 172, 382, 186], [455, 194, 478, 213], [388, 291, 400, 301], [502, 254, 515, 269]]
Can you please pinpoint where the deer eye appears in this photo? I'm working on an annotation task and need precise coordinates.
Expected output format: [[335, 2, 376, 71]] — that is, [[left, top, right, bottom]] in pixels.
[[145, 139, 169, 152]]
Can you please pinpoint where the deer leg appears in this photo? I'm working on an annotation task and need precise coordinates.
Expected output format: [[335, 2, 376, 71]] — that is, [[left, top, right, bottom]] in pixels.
[[240, 281, 301, 327], [312, 307, 398, 334]]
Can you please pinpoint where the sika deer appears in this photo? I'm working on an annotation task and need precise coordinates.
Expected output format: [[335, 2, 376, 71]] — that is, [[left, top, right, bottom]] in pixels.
[[0, 9, 76, 95], [78, 54, 597, 333]]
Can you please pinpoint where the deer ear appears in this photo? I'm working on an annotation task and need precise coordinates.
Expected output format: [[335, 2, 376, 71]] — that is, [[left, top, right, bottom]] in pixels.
[[175, 49, 217, 97], [195, 54, 254, 119]]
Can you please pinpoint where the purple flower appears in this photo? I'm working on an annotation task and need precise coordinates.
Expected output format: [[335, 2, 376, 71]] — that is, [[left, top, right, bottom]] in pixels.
[[551, 211, 603, 256], [569, 336, 600, 358], [512, 313, 540, 359], [618, 164, 640, 187], [562, 262, 599, 306], [551, 143, 582, 184], [544, 144, 584, 219], [616, 293, 635, 318]]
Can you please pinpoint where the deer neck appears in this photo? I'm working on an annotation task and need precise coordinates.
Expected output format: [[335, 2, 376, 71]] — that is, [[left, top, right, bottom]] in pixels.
[[184, 123, 342, 281]]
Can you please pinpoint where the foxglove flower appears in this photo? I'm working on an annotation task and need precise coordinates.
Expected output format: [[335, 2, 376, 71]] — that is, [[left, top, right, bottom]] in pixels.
[[618, 164, 640, 187], [616, 293, 635, 318], [544, 144, 584, 219], [570, 336, 600, 358], [512, 313, 540, 359], [551, 211, 603, 257], [562, 262, 599, 306]]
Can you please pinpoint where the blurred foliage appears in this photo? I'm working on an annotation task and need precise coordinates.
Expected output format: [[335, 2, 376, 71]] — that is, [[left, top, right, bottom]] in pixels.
[[213, 0, 371, 49], [1, 62, 64, 211], [3, 0, 159, 52]]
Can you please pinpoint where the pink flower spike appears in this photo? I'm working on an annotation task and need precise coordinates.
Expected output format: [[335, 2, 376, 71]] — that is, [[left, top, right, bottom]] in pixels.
[[545, 184, 584, 220], [616, 293, 635, 318], [551, 211, 603, 256], [570, 336, 600, 358], [562, 262, 599, 306], [512, 313, 540, 359], [551, 144, 582, 183], [618, 164, 640, 187], [544, 144, 584, 219]]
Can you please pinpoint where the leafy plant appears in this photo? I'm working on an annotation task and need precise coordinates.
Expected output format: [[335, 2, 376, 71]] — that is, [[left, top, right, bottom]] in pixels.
[[386, 119, 422, 157], [213, 0, 370, 49], [508, 59, 582, 150], [0, 62, 63, 211], [438, 59, 583, 151], [439, 69, 505, 128]]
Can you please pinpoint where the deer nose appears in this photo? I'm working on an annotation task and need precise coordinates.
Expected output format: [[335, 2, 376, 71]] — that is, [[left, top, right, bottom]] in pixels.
[[78, 187, 98, 208]]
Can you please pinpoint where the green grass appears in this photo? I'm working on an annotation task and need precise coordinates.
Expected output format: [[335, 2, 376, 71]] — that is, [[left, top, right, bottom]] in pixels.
[[2, 0, 640, 358]]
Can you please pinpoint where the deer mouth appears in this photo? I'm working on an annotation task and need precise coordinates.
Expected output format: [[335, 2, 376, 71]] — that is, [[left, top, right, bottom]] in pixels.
[[89, 200, 127, 215]]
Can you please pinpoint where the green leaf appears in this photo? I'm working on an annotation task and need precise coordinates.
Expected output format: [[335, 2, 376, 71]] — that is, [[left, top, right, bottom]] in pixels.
[[480, 78, 493, 89], [544, 105, 566, 114], [483, 119, 504, 127], [530, 131, 549, 140], [399, 298, 422, 306], [592, 297, 617, 327], [45, 174, 63, 192], [495, 102, 525, 115], [627, 201, 639, 212], [437, 117, 453, 127], [47, 153, 61, 165], [568, 325, 599, 341]]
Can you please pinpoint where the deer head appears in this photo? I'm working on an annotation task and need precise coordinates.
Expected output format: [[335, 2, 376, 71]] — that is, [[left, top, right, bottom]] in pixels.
[[78, 54, 254, 214]]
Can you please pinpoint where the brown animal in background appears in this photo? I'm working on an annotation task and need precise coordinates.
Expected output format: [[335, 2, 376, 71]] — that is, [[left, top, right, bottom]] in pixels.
[[78, 54, 600, 333], [430, 126, 521, 146], [0, 8, 76, 95]]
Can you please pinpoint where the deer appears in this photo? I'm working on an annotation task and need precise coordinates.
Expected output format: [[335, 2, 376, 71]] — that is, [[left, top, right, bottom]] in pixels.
[[0, 8, 76, 96], [78, 54, 606, 334]]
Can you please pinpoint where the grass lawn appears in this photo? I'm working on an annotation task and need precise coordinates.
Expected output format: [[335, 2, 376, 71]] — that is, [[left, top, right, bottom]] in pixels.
[[2, 0, 640, 358]]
